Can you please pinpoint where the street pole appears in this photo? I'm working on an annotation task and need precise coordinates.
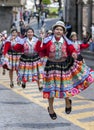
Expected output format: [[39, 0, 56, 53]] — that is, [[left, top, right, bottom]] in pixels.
[[63, 0, 67, 22], [66, 0, 70, 24], [87, 0, 92, 33], [77, 0, 83, 40]]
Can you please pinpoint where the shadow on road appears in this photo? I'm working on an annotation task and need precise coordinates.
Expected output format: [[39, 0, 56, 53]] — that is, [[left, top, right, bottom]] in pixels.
[[0, 101, 32, 105], [9, 122, 71, 129]]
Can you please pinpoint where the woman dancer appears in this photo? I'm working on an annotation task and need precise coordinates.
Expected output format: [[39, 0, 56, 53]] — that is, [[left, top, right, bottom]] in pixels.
[[0, 30, 8, 75], [17, 27, 44, 91], [0, 33, 3, 68], [70, 32, 90, 61], [2, 28, 23, 88], [35, 21, 94, 120]]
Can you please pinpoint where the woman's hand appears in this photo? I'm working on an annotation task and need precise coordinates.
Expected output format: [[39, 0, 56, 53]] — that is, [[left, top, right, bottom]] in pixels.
[[39, 30, 45, 39]]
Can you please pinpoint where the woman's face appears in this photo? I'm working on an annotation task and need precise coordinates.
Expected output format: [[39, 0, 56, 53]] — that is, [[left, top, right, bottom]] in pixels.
[[11, 31, 18, 38], [53, 26, 64, 38], [71, 35, 77, 41], [27, 29, 34, 39]]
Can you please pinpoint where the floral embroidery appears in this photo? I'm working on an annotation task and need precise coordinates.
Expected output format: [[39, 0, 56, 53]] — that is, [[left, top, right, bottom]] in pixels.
[[43, 93, 49, 98], [90, 71, 94, 78], [66, 91, 72, 97], [24, 43, 29, 53], [83, 80, 88, 88], [73, 41, 80, 54], [56, 91, 59, 98], [49, 44, 55, 52], [87, 75, 94, 83], [71, 88, 79, 96]]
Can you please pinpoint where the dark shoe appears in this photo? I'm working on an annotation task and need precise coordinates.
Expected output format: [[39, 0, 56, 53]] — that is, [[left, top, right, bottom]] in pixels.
[[10, 83, 14, 88], [47, 107, 57, 120], [22, 83, 26, 89], [38, 86, 43, 92], [65, 99, 72, 114], [2, 70, 5, 75]]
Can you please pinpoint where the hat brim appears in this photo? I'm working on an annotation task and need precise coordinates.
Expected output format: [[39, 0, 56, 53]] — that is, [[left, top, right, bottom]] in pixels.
[[70, 33, 77, 38], [52, 24, 66, 32]]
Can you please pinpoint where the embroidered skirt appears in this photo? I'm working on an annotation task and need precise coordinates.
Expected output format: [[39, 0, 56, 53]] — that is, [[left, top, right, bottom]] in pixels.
[[17, 54, 44, 83], [1, 50, 22, 71], [43, 56, 94, 98]]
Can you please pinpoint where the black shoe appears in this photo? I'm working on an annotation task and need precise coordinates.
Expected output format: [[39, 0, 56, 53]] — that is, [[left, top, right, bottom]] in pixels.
[[10, 83, 14, 88], [38, 86, 43, 92], [65, 99, 72, 114], [2, 70, 5, 75], [47, 107, 57, 120], [22, 83, 26, 89]]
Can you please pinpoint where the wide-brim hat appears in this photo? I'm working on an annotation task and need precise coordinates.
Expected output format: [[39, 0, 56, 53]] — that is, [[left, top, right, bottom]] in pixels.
[[70, 32, 77, 38], [52, 21, 66, 32], [47, 30, 52, 34]]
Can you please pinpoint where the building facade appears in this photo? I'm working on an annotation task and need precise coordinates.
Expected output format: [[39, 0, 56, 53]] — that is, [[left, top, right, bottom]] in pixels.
[[64, 0, 94, 39], [0, 0, 26, 32], [0, 0, 26, 7]]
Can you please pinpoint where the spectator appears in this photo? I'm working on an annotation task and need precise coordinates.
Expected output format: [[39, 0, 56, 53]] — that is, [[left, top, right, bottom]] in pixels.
[[91, 23, 94, 41], [36, 13, 40, 28], [89, 38, 94, 52], [41, 13, 45, 27], [66, 22, 72, 38]]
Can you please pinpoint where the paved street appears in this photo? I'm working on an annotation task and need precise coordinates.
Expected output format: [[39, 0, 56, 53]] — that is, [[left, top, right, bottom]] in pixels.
[[29, 17, 59, 36], [0, 69, 84, 130], [0, 18, 94, 130], [0, 62, 94, 130]]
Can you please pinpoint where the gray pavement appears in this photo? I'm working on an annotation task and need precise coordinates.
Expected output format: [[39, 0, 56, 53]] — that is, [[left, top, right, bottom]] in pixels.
[[0, 85, 83, 130], [30, 18, 59, 36]]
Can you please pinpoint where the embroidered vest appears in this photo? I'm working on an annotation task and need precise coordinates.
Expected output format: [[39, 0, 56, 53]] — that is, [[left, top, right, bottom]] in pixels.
[[24, 38, 37, 55], [73, 41, 81, 54], [49, 41, 67, 59]]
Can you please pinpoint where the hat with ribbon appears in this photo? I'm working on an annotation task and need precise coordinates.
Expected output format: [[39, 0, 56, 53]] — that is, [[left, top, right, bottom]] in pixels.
[[52, 21, 66, 32]]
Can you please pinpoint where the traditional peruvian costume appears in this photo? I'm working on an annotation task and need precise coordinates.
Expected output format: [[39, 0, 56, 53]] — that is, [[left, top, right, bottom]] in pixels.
[[35, 35, 94, 98], [2, 36, 24, 70], [0, 35, 3, 67], [72, 40, 89, 61], [17, 36, 44, 86], [69, 32, 90, 61]]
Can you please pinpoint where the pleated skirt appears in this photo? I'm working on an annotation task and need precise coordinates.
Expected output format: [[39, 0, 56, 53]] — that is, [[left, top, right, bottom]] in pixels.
[[43, 56, 94, 98]]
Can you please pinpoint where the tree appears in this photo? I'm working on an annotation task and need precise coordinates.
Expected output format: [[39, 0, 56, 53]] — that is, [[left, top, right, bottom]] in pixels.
[[42, 0, 51, 5], [58, 0, 62, 11], [39, 0, 42, 12]]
